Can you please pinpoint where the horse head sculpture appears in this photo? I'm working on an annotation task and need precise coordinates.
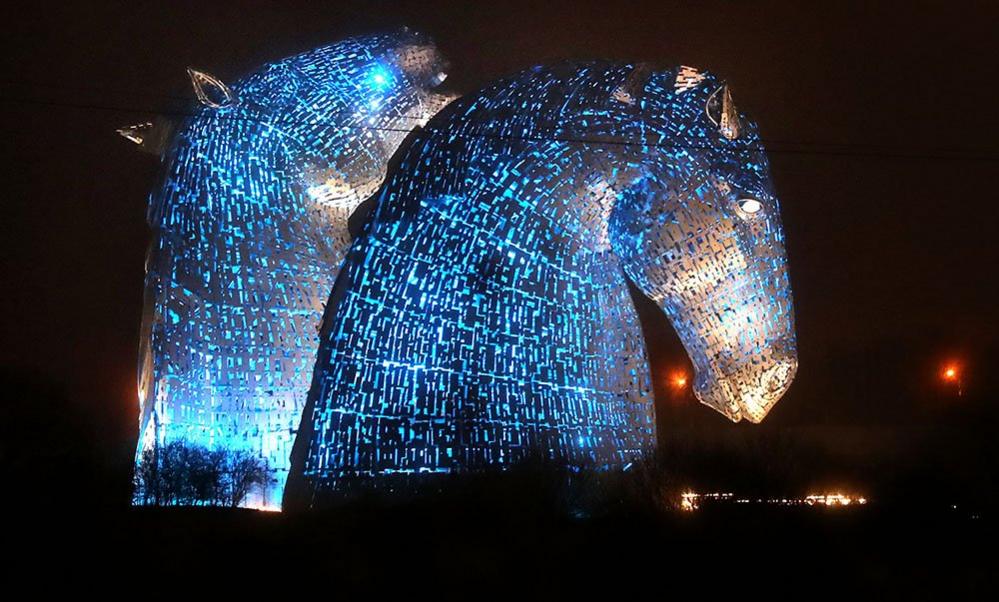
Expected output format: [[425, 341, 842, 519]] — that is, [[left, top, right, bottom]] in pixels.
[[286, 61, 796, 505], [608, 67, 797, 423], [127, 30, 454, 507]]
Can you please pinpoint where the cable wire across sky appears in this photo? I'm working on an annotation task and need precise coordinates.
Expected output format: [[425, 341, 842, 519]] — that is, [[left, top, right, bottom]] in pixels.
[[3, 90, 998, 163]]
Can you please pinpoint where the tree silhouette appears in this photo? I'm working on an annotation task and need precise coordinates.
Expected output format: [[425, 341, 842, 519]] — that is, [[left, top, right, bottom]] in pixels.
[[133, 443, 272, 507], [221, 450, 272, 508]]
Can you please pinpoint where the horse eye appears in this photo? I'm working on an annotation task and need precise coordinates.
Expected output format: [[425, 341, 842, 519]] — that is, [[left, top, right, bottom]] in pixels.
[[737, 198, 763, 215]]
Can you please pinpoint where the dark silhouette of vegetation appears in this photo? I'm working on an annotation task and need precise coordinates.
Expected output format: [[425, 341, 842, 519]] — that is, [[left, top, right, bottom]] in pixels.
[[4, 367, 995, 595], [133, 442, 272, 507]]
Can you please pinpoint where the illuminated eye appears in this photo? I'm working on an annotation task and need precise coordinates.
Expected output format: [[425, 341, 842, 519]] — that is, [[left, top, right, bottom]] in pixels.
[[738, 198, 763, 215]]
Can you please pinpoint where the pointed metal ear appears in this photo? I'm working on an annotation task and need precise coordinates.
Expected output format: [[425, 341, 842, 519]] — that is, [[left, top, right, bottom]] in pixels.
[[719, 85, 741, 140], [187, 68, 235, 108], [117, 122, 152, 145], [706, 84, 741, 140], [116, 117, 175, 156]]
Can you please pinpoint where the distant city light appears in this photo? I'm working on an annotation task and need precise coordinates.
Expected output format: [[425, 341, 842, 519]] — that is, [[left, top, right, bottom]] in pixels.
[[804, 493, 867, 507], [678, 491, 868, 510]]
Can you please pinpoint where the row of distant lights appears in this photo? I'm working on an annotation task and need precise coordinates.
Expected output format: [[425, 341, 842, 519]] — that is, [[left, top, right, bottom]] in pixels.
[[680, 491, 867, 511]]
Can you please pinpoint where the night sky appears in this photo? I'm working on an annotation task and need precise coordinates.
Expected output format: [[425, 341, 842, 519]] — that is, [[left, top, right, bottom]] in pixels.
[[3, 1, 997, 503]]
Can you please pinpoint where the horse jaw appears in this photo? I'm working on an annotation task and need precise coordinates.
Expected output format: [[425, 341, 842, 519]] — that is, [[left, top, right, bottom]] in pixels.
[[610, 173, 797, 424], [659, 228, 798, 423]]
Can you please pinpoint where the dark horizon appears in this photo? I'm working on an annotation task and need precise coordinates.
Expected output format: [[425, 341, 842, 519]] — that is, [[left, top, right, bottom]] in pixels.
[[2, 1, 997, 508]]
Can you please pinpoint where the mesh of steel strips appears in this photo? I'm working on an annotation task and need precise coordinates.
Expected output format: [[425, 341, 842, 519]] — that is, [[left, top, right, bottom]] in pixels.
[[288, 61, 796, 503], [134, 30, 454, 507]]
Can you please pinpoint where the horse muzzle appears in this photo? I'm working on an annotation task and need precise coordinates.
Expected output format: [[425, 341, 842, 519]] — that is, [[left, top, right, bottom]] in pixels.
[[692, 335, 798, 423]]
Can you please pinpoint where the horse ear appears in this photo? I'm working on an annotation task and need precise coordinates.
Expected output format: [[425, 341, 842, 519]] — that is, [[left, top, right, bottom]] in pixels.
[[117, 122, 151, 146], [116, 117, 175, 156], [187, 68, 235, 108], [720, 85, 741, 140], [706, 84, 741, 140]]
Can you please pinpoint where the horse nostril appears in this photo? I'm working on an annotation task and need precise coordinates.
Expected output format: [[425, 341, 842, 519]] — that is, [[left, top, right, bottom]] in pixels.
[[767, 357, 797, 395], [769, 370, 788, 393]]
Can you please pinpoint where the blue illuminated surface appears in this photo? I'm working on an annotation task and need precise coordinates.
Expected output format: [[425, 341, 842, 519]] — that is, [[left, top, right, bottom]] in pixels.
[[289, 62, 797, 502], [135, 30, 454, 507]]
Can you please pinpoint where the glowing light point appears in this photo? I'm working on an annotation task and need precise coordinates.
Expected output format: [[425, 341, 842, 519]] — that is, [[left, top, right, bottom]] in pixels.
[[369, 65, 394, 90], [941, 362, 963, 396], [670, 371, 689, 391]]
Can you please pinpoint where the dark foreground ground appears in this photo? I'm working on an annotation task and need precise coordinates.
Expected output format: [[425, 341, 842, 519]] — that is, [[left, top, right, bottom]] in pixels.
[[5, 370, 995, 594], [11, 489, 995, 597]]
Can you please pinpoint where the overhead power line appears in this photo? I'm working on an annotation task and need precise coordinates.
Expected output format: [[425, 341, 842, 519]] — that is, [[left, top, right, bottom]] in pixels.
[[2, 93, 997, 164]]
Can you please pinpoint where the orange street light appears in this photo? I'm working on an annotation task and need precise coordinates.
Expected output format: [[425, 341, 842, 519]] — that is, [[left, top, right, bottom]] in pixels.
[[669, 371, 689, 392], [941, 363, 963, 396]]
